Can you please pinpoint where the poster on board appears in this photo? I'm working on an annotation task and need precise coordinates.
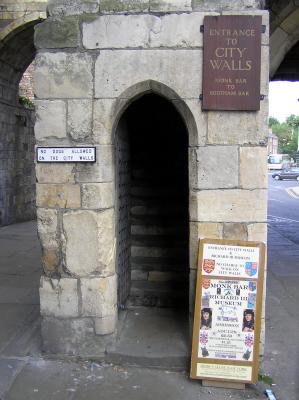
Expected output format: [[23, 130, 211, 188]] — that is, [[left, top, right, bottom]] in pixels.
[[190, 239, 265, 384]]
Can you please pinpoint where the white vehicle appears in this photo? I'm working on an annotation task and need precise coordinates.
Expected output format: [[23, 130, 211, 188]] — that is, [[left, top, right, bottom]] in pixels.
[[267, 154, 291, 170]]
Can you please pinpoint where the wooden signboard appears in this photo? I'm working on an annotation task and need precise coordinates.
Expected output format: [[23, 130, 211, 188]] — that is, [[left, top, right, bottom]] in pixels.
[[190, 239, 266, 387], [202, 15, 262, 111]]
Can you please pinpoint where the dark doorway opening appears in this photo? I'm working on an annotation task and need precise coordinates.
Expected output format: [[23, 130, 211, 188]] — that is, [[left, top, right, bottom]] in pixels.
[[115, 93, 189, 312]]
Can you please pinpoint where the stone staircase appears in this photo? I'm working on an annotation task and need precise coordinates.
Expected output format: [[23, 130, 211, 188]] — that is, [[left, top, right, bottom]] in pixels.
[[128, 152, 189, 308]]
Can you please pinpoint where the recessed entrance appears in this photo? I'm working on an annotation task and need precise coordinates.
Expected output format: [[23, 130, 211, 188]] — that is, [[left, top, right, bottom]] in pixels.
[[113, 93, 190, 366]]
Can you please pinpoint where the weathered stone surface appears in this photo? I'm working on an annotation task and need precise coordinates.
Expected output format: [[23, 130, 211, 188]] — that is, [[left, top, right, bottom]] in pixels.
[[247, 223, 267, 243], [35, 100, 66, 140], [148, 271, 175, 281], [93, 99, 117, 145], [82, 182, 114, 209], [67, 100, 92, 141], [190, 189, 267, 222], [94, 315, 117, 335], [192, 0, 261, 11], [240, 147, 268, 189], [207, 105, 268, 145], [36, 184, 81, 208], [189, 146, 238, 189], [150, 0, 191, 12], [99, 0, 149, 13], [80, 276, 117, 317], [94, 50, 202, 99], [42, 249, 60, 275], [47, 0, 99, 16], [40, 276, 79, 317], [37, 208, 58, 248], [35, 52, 93, 99], [172, 98, 207, 147], [75, 145, 114, 183], [189, 222, 223, 269], [83, 13, 207, 49], [270, 27, 289, 78], [34, 16, 80, 49], [41, 317, 110, 356], [36, 164, 75, 184], [223, 223, 248, 240], [63, 209, 115, 277]]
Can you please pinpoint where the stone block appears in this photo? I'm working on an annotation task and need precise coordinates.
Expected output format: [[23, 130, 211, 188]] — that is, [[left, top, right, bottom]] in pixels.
[[40, 276, 79, 317], [36, 184, 81, 208], [80, 275, 117, 317], [192, 0, 261, 11], [34, 52, 93, 99], [34, 16, 80, 49], [148, 271, 175, 282], [83, 13, 207, 49], [41, 317, 111, 357], [93, 99, 118, 145], [269, 27, 289, 78], [36, 164, 75, 184], [189, 222, 223, 269], [99, 0, 149, 12], [67, 100, 92, 141], [172, 98, 207, 146], [190, 189, 267, 223], [47, 0, 99, 16], [75, 145, 114, 183], [94, 50, 202, 99], [62, 209, 115, 277], [207, 104, 268, 145], [81, 182, 114, 209], [42, 248, 60, 275], [94, 315, 117, 335], [240, 147, 268, 189], [223, 223, 248, 240], [37, 208, 58, 248], [35, 100, 66, 140], [247, 223, 267, 243], [189, 146, 238, 190], [150, 0, 191, 12]]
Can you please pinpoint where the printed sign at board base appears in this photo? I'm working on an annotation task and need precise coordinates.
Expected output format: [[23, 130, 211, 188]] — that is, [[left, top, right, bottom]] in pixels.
[[190, 238, 266, 386]]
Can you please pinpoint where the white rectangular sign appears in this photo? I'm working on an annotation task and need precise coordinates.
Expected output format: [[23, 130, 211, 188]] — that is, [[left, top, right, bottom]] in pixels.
[[36, 147, 96, 163]]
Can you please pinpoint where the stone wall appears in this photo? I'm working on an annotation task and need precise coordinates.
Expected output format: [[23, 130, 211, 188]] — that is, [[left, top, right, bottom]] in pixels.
[[35, 0, 269, 356]]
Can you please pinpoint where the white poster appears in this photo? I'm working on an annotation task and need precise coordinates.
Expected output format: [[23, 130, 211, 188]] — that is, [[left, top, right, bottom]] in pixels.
[[198, 278, 256, 361], [202, 243, 260, 279]]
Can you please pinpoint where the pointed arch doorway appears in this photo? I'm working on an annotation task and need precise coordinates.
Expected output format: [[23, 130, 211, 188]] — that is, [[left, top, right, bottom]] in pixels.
[[115, 93, 189, 325]]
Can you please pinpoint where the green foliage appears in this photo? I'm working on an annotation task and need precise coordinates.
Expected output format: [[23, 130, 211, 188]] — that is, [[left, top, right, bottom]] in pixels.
[[258, 373, 274, 385], [269, 114, 299, 157], [19, 96, 34, 109]]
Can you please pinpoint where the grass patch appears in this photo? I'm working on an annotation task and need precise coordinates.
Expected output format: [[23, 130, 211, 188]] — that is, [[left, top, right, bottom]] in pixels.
[[258, 373, 274, 385]]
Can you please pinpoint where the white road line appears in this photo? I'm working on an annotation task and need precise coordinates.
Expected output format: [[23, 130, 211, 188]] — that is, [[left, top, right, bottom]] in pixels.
[[268, 214, 299, 224], [268, 198, 284, 203]]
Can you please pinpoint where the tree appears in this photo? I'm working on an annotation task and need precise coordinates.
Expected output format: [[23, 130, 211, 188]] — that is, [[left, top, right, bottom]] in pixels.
[[268, 115, 299, 156], [269, 116, 279, 127]]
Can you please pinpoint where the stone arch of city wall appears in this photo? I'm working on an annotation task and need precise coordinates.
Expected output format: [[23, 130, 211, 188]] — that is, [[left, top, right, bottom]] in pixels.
[[0, 0, 297, 357]]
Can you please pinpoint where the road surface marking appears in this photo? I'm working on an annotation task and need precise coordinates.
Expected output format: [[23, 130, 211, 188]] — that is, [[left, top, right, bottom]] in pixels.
[[268, 214, 299, 224]]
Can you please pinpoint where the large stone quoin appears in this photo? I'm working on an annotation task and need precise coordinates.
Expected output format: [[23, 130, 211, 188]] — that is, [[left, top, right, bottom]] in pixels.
[[35, 0, 269, 357]]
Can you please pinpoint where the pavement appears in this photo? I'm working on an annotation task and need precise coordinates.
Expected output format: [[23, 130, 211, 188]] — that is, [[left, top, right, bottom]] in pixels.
[[0, 216, 298, 400]]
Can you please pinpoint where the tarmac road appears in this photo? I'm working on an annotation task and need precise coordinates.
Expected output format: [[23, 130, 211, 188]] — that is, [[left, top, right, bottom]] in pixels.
[[268, 173, 299, 244]]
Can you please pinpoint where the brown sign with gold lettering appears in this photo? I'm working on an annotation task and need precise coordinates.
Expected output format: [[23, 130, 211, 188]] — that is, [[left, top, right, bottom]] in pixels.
[[202, 15, 262, 111]]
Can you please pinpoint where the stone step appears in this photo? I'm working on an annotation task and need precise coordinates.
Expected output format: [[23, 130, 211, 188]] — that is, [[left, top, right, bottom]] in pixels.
[[131, 214, 186, 226], [131, 205, 187, 217], [131, 186, 187, 197], [131, 224, 187, 236], [131, 234, 187, 247], [131, 270, 187, 283], [106, 307, 190, 370], [128, 281, 188, 308], [131, 245, 188, 258], [131, 256, 188, 272]]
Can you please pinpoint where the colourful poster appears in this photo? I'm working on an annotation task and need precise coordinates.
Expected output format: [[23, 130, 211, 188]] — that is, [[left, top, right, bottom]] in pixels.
[[199, 279, 256, 361], [202, 243, 260, 278]]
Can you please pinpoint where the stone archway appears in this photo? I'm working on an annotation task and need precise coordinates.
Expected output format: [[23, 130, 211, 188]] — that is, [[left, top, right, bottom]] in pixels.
[[0, 17, 43, 225], [115, 93, 189, 311]]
